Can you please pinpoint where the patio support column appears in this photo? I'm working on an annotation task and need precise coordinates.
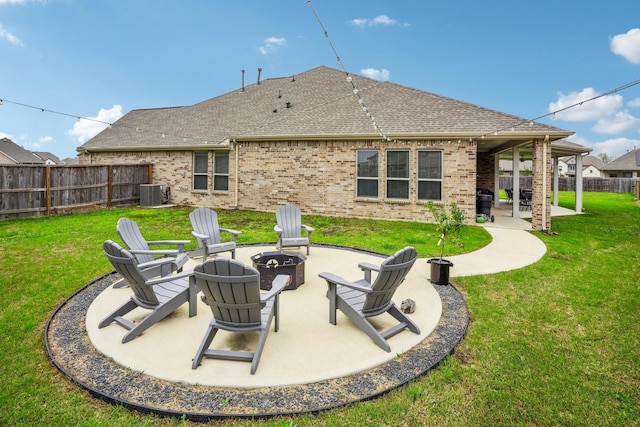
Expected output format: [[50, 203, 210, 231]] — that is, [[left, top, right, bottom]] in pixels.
[[512, 147, 521, 218], [494, 153, 500, 206], [553, 156, 559, 206], [531, 138, 552, 231], [575, 154, 584, 213]]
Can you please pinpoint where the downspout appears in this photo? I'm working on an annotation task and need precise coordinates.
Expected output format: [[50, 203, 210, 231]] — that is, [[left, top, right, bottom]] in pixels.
[[542, 135, 549, 231], [234, 139, 239, 209]]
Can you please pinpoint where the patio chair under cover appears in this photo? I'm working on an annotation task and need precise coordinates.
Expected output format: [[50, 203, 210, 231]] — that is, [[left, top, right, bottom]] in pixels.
[[318, 246, 420, 352], [191, 258, 289, 374], [117, 217, 189, 277], [100, 240, 198, 343], [274, 204, 314, 255], [189, 207, 241, 260]]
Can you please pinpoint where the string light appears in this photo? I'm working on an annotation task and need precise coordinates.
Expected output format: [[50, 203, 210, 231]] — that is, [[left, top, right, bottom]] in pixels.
[[306, 0, 393, 142]]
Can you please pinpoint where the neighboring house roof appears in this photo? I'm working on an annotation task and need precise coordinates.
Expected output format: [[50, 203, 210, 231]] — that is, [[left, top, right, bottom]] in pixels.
[[582, 155, 606, 169], [80, 66, 575, 154], [0, 137, 44, 164], [33, 151, 62, 164], [601, 149, 640, 171]]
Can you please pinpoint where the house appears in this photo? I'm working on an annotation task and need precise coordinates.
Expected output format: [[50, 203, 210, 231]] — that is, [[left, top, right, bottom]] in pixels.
[[79, 66, 590, 231], [601, 149, 640, 178], [32, 151, 62, 165], [560, 155, 605, 178], [0, 137, 44, 164]]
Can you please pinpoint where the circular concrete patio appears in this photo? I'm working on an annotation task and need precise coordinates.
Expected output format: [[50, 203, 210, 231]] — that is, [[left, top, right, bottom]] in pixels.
[[45, 244, 469, 420]]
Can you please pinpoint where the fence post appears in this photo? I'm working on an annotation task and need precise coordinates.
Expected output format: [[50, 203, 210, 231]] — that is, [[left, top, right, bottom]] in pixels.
[[107, 165, 113, 208], [147, 164, 153, 184], [45, 166, 51, 216]]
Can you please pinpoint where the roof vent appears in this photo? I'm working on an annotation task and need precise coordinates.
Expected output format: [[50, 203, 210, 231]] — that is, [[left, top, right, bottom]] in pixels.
[[241, 69, 245, 92], [285, 101, 292, 109], [257, 68, 262, 85]]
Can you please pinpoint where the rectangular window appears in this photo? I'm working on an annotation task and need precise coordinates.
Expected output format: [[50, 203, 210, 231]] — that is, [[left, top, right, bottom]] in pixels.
[[193, 152, 208, 190], [213, 151, 229, 191], [386, 150, 409, 199], [417, 150, 442, 201], [356, 150, 378, 198]]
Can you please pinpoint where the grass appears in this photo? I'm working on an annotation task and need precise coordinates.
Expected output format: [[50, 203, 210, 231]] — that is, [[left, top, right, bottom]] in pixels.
[[0, 193, 638, 426]]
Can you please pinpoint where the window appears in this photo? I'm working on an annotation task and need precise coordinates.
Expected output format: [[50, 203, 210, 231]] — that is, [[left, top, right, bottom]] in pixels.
[[193, 152, 208, 190], [386, 150, 409, 199], [356, 150, 378, 198], [417, 150, 442, 201], [213, 152, 229, 191]]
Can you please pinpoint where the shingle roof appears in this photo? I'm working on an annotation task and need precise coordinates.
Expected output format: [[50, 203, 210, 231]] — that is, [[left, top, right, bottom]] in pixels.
[[33, 151, 62, 164], [0, 138, 44, 164], [80, 66, 572, 152], [601, 149, 640, 171]]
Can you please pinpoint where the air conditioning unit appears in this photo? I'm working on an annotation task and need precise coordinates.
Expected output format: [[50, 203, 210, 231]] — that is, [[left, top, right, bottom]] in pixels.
[[140, 184, 162, 207]]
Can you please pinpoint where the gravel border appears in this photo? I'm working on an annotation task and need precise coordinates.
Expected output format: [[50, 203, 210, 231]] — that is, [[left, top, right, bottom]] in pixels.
[[45, 248, 468, 421]]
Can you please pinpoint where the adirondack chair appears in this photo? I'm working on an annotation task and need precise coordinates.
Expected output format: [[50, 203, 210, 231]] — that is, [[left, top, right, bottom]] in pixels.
[[189, 207, 241, 260], [274, 204, 314, 255], [318, 246, 420, 352], [99, 240, 198, 343], [191, 258, 289, 374], [117, 217, 189, 277]]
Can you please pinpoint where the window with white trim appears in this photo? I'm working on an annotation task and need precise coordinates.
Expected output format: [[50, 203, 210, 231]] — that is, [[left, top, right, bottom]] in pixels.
[[213, 151, 229, 191], [356, 150, 378, 198], [417, 150, 442, 201], [193, 152, 208, 190], [386, 150, 409, 199]]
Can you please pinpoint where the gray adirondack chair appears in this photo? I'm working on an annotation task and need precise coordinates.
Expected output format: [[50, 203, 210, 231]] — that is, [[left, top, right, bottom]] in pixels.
[[189, 207, 241, 260], [99, 240, 198, 343], [191, 258, 289, 374], [318, 246, 420, 352], [274, 204, 314, 255], [117, 217, 189, 277]]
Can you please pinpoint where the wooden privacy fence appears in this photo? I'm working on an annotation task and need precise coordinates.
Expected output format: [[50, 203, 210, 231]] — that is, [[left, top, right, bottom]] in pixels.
[[0, 164, 152, 219], [499, 176, 636, 193]]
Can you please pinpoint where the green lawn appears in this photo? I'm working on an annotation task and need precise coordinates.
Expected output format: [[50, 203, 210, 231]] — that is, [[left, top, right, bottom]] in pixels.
[[0, 192, 638, 426]]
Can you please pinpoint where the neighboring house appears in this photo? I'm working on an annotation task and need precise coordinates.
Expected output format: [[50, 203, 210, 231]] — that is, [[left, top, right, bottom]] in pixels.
[[581, 155, 606, 178], [556, 157, 569, 177], [560, 155, 605, 177], [33, 151, 62, 165], [601, 149, 640, 178], [79, 65, 589, 231], [499, 159, 533, 176], [0, 137, 45, 165]]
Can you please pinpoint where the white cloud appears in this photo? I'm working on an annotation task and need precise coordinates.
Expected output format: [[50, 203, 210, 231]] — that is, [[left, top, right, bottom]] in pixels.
[[592, 110, 640, 134], [567, 133, 640, 159], [549, 87, 622, 122], [592, 137, 640, 159], [360, 68, 390, 82], [628, 97, 640, 108], [258, 36, 286, 55], [610, 28, 640, 64], [0, 23, 23, 46], [350, 15, 408, 29], [66, 104, 123, 145], [0, 0, 30, 4], [22, 135, 55, 151]]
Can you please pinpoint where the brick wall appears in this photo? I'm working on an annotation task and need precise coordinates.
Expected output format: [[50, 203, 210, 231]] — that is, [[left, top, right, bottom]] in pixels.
[[80, 138, 479, 224]]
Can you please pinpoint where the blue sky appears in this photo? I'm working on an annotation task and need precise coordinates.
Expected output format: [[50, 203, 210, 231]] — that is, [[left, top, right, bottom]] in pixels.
[[1, 0, 639, 161]]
